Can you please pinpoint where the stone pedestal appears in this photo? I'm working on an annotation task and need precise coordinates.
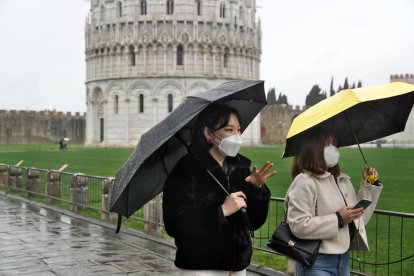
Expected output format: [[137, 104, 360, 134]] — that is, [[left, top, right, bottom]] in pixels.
[[70, 174, 89, 212], [144, 194, 163, 236], [101, 178, 114, 221], [46, 171, 61, 204], [27, 169, 40, 197], [0, 164, 8, 186], [8, 166, 23, 191], [287, 258, 296, 275]]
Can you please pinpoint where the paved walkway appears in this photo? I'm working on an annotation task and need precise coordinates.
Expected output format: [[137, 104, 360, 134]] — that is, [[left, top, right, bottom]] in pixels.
[[0, 194, 283, 276]]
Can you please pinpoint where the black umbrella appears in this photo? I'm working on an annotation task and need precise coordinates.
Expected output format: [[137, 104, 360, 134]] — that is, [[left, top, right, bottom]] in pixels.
[[110, 80, 267, 223]]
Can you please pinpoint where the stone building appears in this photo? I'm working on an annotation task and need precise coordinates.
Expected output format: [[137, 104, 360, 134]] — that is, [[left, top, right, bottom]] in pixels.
[[386, 74, 414, 145], [85, 0, 262, 146]]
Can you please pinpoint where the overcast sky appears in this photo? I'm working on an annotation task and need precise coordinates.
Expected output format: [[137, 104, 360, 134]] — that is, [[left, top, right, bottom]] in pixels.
[[0, 0, 413, 112]]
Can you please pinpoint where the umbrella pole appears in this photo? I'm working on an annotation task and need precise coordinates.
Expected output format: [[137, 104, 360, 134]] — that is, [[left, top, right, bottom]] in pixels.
[[354, 138, 369, 167], [343, 112, 369, 167]]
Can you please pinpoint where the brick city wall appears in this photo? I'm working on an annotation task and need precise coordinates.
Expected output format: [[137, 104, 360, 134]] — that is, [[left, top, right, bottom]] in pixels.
[[0, 110, 85, 144], [260, 104, 305, 144]]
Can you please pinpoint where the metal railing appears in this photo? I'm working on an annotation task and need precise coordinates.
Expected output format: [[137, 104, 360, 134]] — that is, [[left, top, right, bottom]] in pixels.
[[0, 164, 413, 275], [251, 197, 414, 276]]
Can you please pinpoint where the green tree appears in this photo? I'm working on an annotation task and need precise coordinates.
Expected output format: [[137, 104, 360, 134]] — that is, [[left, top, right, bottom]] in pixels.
[[357, 80, 362, 88], [267, 87, 276, 105], [330, 77, 335, 96], [343, 77, 349, 89], [351, 82, 356, 89], [305, 85, 326, 107], [276, 92, 288, 104]]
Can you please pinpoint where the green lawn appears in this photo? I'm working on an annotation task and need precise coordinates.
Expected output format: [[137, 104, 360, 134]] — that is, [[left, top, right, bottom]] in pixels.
[[2, 144, 413, 212], [1, 144, 413, 274], [0, 144, 133, 177]]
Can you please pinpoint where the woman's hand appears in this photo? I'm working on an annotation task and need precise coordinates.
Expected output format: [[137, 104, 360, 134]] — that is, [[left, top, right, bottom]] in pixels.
[[338, 206, 364, 224], [221, 191, 247, 217], [245, 161, 277, 187], [362, 165, 379, 180]]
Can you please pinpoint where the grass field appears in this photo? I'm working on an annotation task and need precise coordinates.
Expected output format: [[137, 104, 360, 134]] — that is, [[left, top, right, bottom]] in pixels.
[[1, 144, 413, 274], [1, 144, 413, 212]]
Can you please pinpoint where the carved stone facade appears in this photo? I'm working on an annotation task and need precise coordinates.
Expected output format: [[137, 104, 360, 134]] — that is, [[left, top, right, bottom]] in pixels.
[[85, 0, 262, 146]]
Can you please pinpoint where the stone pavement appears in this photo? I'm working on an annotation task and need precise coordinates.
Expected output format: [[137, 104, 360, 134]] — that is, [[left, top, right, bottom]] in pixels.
[[0, 194, 284, 276]]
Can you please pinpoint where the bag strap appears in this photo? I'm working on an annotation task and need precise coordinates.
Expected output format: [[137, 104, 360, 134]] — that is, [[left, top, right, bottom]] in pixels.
[[284, 197, 318, 223], [284, 175, 318, 223], [334, 178, 348, 206]]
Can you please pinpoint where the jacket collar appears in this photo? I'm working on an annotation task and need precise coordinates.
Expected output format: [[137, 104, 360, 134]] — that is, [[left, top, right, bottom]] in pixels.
[[305, 171, 351, 180]]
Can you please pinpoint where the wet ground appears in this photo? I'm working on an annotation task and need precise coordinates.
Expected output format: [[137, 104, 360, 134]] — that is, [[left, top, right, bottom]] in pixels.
[[0, 194, 283, 276]]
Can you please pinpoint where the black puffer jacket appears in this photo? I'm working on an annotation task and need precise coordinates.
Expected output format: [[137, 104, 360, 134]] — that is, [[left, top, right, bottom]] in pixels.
[[162, 149, 271, 271]]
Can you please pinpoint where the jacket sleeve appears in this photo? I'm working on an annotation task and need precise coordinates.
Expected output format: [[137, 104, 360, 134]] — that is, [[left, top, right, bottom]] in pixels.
[[162, 159, 224, 239], [243, 178, 271, 230], [357, 180, 383, 225], [287, 174, 338, 240]]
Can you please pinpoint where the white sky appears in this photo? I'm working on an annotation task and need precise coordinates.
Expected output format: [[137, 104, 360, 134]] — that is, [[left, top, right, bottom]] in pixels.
[[0, 0, 413, 112]]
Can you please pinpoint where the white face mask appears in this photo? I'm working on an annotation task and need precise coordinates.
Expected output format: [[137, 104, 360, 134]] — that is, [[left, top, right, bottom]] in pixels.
[[213, 133, 243, 157], [324, 145, 340, 168]]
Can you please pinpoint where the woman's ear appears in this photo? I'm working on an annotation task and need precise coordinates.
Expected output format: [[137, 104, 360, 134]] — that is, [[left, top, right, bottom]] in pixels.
[[203, 127, 213, 144], [203, 127, 210, 139]]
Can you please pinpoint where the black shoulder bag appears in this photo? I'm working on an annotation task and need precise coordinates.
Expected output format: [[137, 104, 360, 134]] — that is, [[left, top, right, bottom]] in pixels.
[[267, 198, 321, 268]]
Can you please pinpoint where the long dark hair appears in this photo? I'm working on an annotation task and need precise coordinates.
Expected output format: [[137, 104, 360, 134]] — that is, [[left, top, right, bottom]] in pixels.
[[291, 127, 340, 179], [190, 104, 242, 153]]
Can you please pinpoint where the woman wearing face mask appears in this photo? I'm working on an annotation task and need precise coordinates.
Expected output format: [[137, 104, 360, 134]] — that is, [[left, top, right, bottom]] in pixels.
[[163, 104, 276, 276], [286, 127, 382, 276]]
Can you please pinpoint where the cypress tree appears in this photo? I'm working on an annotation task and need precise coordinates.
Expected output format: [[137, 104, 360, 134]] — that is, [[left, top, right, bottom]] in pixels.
[[330, 77, 335, 96], [267, 87, 276, 104]]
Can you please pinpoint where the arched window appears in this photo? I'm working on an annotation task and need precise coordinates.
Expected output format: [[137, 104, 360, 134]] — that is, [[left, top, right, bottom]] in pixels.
[[177, 45, 184, 65], [167, 0, 174, 15], [128, 45, 135, 66], [140, 0, 147, 15], [239, 6, 244, 22], [100, 5, 105, 21], [114, 95, 119, 114], [224, 48, 229, 68], [196, 0, 202, 15], [168, 94, 173, 112], [139, 94, 144, 113], [116, 2, 122, 18], [220, 3, 226, 18]]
